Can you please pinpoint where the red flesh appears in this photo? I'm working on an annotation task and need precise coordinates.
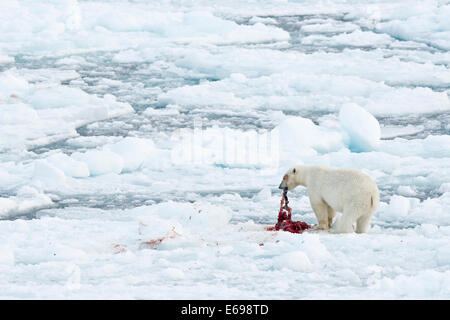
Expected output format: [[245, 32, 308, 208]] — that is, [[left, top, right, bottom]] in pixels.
[[267, 192, 311, 234]]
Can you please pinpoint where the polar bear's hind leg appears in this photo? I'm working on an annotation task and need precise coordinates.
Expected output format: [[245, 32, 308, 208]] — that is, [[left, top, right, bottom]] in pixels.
[[354, 193, 378, 233], [355, 200, 376, 233], [331, 205, 357, 233], [355, 213, 372, 233]]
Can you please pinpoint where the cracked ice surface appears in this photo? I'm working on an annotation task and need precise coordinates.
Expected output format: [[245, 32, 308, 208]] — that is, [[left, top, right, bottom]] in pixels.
[[0, 0, 450, 299]]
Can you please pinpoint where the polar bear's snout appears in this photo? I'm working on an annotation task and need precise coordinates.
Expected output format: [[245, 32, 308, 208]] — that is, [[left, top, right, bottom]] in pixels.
[[278, 174, 288, 190]]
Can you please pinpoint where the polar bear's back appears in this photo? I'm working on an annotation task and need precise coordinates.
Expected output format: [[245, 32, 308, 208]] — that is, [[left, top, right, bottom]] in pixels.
[[307, 166, 379, 211]]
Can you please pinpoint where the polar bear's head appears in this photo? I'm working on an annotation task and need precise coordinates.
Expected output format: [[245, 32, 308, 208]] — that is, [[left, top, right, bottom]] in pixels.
[[278, 166, 301, 191]]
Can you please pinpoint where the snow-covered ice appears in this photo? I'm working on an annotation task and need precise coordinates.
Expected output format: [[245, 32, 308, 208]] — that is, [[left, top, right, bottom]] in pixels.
[[339, 103, 381, 152], [0, 0, 450, 299]]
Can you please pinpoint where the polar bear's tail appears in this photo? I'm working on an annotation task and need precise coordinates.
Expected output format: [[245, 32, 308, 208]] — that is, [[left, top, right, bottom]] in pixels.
[[370, 188, 380, 210]]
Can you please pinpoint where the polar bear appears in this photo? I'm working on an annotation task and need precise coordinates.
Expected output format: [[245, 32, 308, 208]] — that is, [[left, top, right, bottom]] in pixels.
[[278, 165, 379, 233]]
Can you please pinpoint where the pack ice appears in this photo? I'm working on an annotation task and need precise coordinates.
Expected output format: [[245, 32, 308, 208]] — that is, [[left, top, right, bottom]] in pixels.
[[0, 0, 450, 299]]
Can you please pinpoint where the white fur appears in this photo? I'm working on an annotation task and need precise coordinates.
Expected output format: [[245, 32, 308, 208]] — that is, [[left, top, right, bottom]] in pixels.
[[279, 165, 379, 233]]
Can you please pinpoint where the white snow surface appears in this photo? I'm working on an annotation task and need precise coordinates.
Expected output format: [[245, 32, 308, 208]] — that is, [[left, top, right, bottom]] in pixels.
[[0, 0, 450, 299]]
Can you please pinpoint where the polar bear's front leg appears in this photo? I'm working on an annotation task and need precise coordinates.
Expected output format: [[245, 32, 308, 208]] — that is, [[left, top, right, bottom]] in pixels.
[[310, 199, 330, 230]]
